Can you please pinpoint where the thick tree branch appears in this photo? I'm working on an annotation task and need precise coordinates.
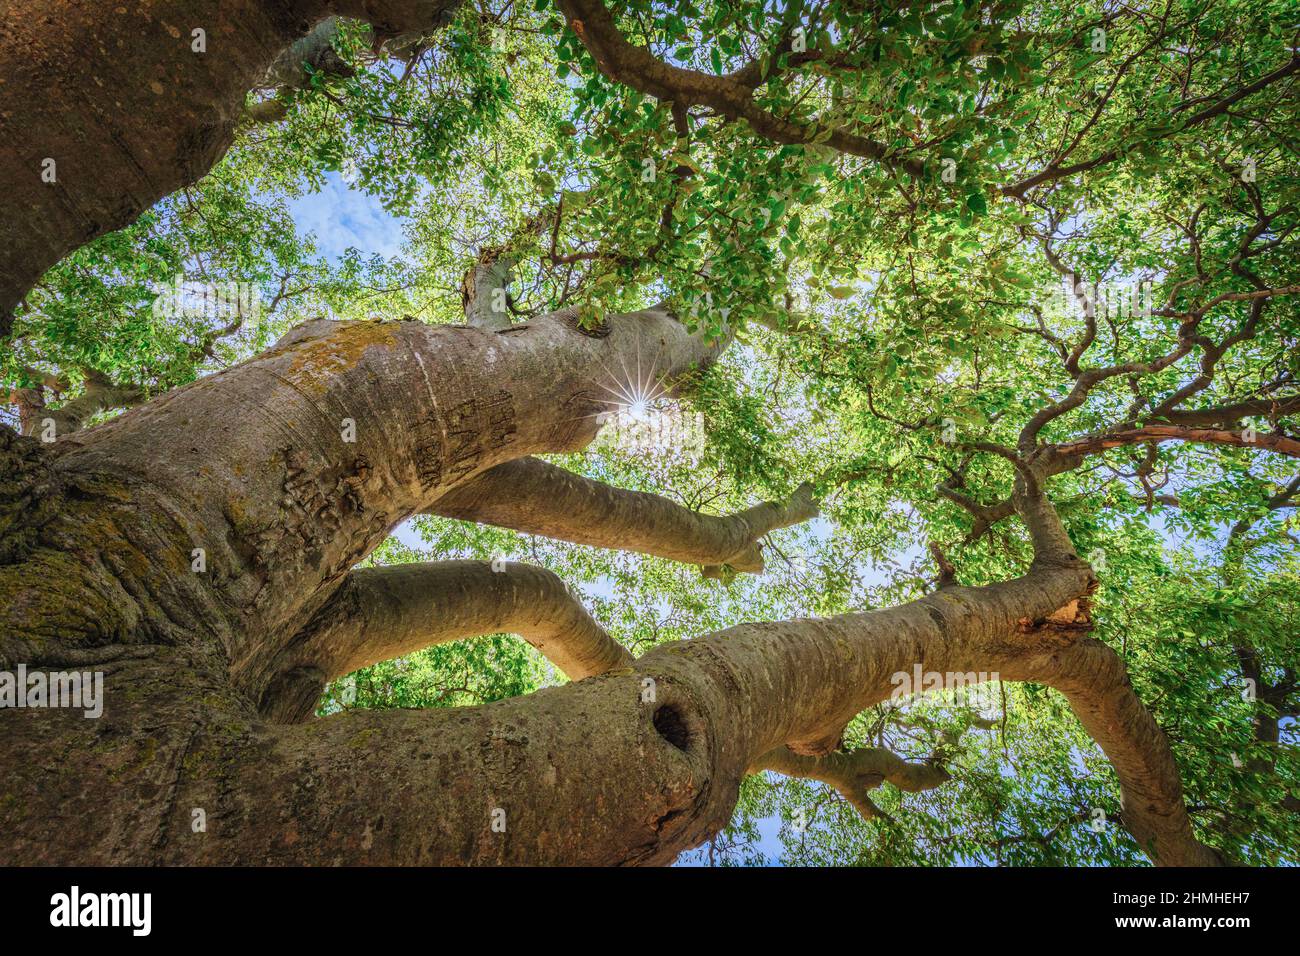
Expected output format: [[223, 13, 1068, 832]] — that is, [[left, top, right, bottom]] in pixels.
[[43, 304, 726, 694], [0, 0, 464, 321], [259, 559, 630, 722], [257, 16, 357, 93], [7, 386, 46, 437], [754, 745, 951, 822], [427, 456, 818, 574], [1157, 394, 1300, 429], [928, 541, 958, 589], [462, 254, 517, 331]]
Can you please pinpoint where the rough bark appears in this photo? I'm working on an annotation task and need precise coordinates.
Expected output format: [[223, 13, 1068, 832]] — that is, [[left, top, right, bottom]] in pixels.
[[462, 256, 517, 332], [4, 303, 721, 690]]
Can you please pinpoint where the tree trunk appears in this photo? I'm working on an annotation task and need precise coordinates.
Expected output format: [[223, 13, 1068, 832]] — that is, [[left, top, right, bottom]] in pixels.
[[0, 0, 460, 327], [0, 303, 1217, 866]]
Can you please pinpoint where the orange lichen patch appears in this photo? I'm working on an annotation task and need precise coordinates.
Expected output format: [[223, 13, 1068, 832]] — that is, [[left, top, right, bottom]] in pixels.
[[283, 322, 400, 395]]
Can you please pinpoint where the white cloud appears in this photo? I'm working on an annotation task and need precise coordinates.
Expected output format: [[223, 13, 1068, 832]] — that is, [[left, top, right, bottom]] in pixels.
[[286, 172, 408, 262]]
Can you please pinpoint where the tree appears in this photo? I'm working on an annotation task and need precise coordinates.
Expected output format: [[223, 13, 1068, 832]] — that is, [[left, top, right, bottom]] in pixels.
[[1, 0, 1296, 866]]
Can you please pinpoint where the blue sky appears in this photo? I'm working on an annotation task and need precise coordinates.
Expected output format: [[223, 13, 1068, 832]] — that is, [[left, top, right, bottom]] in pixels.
[[286, 172, 408, 262]]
